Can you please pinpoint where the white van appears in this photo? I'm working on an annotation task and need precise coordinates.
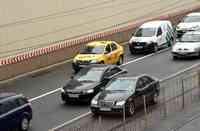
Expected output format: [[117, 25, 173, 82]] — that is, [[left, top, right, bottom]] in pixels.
[[129, 20, 175, 54]]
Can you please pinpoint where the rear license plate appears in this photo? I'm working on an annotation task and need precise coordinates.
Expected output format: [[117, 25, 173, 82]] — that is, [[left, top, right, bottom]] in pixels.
[[100, 107, 111, 111], [68, 94, 79, 98]]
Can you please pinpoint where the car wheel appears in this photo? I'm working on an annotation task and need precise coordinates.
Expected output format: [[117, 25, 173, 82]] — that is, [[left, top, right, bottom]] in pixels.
[[100, 61, 104, 64], [153, 44, 158, 53], [117, 55, 123, 65], [172, 55, 178, 60], [152, 92, 159, 104], [129, 45, 135, 55], [19, 116, 30, 131], [126, 102, 135, 116], [91, 110, 99, 116]]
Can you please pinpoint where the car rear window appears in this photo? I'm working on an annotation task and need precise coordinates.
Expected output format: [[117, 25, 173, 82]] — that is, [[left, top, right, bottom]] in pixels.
[[183, 16, 200, 23]]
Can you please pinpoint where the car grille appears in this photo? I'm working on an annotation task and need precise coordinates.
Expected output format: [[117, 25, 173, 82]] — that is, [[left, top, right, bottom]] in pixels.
[[132, 42, 146, 46], [76, 60, 91, 65], [67, 90, 82, 94], [99, 100, 115, 107]]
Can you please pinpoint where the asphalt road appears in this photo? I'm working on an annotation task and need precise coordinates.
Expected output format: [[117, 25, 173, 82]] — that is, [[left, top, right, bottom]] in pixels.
[[0, 0, 198, 58], [1, 46, 200, 131]]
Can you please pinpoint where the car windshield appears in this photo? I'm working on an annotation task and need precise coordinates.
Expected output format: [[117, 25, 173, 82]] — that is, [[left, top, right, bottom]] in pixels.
[[135, 28, 156, 37], [80, 45, 105, 54], [179, 34, 200, 42], [105, 78, 136, 92], [74, 68, 103, 82], [182, 16, 200, 23]]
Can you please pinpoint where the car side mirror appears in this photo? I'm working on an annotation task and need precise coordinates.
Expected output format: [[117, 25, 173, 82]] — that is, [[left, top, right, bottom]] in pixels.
[[70, 75, 74, 79], [122, 69, 128, 74]]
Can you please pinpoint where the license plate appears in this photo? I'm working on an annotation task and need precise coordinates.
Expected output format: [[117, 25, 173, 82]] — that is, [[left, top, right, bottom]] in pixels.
[[68, 94, 79, 98], [134, 46, 143, 49], [100, 107, 111, 111]]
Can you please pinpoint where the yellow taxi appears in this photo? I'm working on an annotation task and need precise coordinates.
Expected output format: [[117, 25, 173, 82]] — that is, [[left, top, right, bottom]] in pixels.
[[72, 41, 124, 72]]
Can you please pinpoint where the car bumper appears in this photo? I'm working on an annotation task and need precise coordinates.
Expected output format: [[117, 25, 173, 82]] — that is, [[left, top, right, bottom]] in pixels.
[[90, 106, 124, 114], [61, 92, 95, 102], [172, 51, 199, 57], [129, 43, 154, 53]]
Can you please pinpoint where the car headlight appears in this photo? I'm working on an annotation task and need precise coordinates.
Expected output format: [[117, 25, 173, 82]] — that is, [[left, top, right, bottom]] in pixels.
[[191, 25, 200, 30], [73, 59, 77, 63], [85, 89, 94, 94], [60, 88, 65, 93], [115, 101, 125, 106], [90, 60, 98, 64], [91, 99, 98, 105]]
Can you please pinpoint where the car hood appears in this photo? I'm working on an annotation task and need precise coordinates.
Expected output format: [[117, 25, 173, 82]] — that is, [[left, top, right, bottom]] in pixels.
[[74, 54, 102, 61], [172, 42, 200, 51], [129, 36, 157, 44], [177, 23, 200, 30], [97, 90, 132, 101], [63, 79, 97, 91]]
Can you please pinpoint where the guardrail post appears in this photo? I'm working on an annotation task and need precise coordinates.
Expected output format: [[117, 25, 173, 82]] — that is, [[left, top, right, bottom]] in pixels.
[[122, 103, 126, 131], [143, 95, 148, 128], [182, 79, 185, 109], [198, 71, 200, 98], [98, 115, 102, 131]]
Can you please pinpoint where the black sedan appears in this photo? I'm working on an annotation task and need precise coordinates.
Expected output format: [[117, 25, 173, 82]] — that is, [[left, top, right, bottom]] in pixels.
[[90, 74, 159, 116], [60, 65, 127, 103]]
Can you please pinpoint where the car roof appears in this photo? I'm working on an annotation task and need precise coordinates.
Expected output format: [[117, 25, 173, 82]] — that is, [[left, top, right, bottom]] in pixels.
[[187, 12, 200, 16], [116, 74, 155, 80], [140, 20, 170, 28], [86, 41, 113, 46]]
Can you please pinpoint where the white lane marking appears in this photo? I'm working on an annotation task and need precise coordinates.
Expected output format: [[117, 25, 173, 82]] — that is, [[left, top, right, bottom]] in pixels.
[[120, 48, 169, 66], [29, 88, 61, 102], [51, 111, 91, 131], [29, 48, 170, 102]]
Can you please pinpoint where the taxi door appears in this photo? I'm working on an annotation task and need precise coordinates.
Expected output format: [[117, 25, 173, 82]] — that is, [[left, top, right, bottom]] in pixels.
[[110, 42, 119, 64], [104, 44, 113, 64]]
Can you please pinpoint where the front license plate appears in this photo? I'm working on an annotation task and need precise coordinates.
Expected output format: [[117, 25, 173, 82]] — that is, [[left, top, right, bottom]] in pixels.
[[68, 94, 79, 98], [100, 107, 111, 111], [134, 46, 143, 49]]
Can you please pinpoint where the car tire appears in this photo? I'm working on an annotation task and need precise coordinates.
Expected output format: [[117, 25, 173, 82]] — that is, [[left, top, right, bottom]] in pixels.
[[126, 102, 135, 116], [172, 55, 178, 60], [91, 110, 99, 116], [153, 44, 158, 53], [19, 116, 30, 131], [129, 45, 135, 55], [168, 37, 174, 47], [117, 55, 123, 65], [100, 61, 104, 64], [152, 92, 159, 104]]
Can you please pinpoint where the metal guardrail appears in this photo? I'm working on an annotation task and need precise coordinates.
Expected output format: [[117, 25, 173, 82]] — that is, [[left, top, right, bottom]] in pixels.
[[50, 62, 200, 131]]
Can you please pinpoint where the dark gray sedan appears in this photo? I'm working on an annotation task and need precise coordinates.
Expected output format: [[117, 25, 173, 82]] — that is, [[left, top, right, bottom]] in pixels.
[[90, 74, 159, 116]]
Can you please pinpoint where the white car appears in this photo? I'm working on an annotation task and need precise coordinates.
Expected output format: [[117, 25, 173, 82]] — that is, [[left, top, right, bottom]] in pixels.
[[171, 31, 200, 59], [129, 20, 175, 54], [176, 12, 200, 38]]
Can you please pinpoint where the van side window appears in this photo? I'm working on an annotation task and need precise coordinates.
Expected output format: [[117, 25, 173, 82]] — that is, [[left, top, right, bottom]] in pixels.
[[157, 27, 162, 36]]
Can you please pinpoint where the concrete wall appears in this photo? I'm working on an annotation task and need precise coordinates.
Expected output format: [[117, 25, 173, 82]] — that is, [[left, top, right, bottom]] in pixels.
[[0, 4, 200, 81]]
